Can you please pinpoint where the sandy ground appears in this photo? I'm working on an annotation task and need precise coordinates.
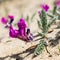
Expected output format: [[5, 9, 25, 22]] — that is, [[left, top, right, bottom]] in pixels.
[[0, 0, 60, 60]]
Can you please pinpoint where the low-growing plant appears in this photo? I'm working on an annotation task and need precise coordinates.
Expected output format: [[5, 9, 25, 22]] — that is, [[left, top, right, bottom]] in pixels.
[[34, 1, 60, 55]]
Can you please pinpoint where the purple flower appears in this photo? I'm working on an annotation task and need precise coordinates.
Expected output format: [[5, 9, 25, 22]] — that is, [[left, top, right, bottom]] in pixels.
[[56, 0, 60, 7], [18, 18, 27, 29], [41, 4, 49, 12], [9, 18, 33, 41], [9, 25, 19, 38], [18, 18, 27, 36], [8, 15, 14, 20], [1, 17, 7, 24]]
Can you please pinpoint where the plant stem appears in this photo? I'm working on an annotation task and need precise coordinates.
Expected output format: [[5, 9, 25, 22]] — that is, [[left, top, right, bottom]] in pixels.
[[56, 11, 60, 15], [45, 46, 50, 54]]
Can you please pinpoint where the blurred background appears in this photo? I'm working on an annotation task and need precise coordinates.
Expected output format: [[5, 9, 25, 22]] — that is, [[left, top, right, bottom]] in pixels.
[[0, 0, 56, 36], [0, 0, 56, 31], [0, 0, 55, 19]]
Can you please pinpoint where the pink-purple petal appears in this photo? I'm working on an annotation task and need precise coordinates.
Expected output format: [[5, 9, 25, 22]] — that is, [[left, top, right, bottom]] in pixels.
[[8, 15, 14, 19], [18, 18, 27, 29], [18, 18, 27, 36], [18, 29, 25, 36], [9, 25, 19, 38], [1, 17, 7, 24], [56, 0, 60, 7], [9, 17, 33, 41], [41, 4, 49, 12]]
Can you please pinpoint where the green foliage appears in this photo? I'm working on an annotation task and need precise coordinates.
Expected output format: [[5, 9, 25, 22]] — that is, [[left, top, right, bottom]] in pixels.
[[34, 39, 45, 55], [31, 12, 36, 22], [40, 10, 48, 33], [37, 10, 57, 36], [56, 11, 60, 20], [56, 11, 60, 16], [53, 5, 57, 15], [35, 9, 58, 56], [25, 12, 36, 26], [35, 5, 60, 56], [47, 13, 54, 18], [26, 16, 29, 22], [37, 10, 50, 38], [25, 15, 29, 25], [38, 32, 46, 38], [48, 16, 57, 28], [37, 10, 48, 37], [37, 20, 42, 29]]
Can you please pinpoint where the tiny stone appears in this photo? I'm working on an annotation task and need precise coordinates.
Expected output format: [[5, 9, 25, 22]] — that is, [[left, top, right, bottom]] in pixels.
[[48, 55, 52, 57]]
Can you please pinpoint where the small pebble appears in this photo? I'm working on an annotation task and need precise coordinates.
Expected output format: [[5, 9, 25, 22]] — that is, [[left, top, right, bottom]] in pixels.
[[48, 55, 52, 57]]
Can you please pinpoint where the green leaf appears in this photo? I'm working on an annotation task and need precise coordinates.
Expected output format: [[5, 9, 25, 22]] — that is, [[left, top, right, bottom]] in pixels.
[[34, 39, 45, 55], [48, 16, 57, 28], [58, 15, 60, 20], [41, 10, 48, 33], [56, 11, 60, 15], [47, 13, 54, 18], [58, 46, 60, 53], [26, 16, 29, 22], [25, 15, 29, 25], [38, 32, 43, 36], [56, 11, 60, 20], [38, 32, 46, 38], [53, 5, 57, 15], [37, 20, 42, 29], [31, 12, 36, 22]]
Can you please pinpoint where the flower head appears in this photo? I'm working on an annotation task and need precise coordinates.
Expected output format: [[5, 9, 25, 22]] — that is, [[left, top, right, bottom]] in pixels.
[[1, 17, 7, 24], [56, 0, 60, 7], [9, 18, 33, 41], [17, 18, 27, 36], [18, 18, 27, 29], [18, 18, 27, 36], [41, 4, 49, 12]]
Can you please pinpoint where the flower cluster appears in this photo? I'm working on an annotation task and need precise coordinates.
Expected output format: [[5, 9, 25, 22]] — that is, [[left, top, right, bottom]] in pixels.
[[41, 4, 49, 12], [9, 18, 33, 41], [1, 15, 14, 28], [1, 15, 33, 41], [38, 4, 49, 15]]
